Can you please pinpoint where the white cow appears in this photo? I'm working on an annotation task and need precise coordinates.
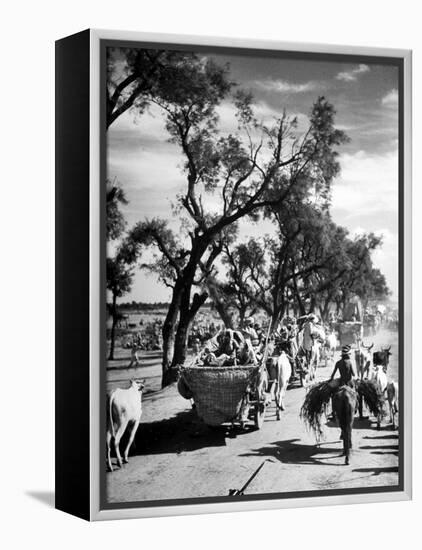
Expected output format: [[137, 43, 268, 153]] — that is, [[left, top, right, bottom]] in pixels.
[[354, 342, 374, 379], [369, 365, 388, 429], [387, 381, 399, 429], [107, 379, 145, 472], [266, 351, 291, 419], [309, 336, 323, 380], [324, 330, 338, 367]]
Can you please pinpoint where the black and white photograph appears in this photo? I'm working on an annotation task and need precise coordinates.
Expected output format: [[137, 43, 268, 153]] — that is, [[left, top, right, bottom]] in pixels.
[[104, 41, 403, 507]]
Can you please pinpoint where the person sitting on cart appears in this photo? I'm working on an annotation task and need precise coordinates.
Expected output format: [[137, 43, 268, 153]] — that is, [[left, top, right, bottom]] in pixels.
[[218, 330, 240, 356], [201, 346, 227, 366], [242, 317, 260, 347], [254, 322, 264, 344], [238, 339, 258, 365]]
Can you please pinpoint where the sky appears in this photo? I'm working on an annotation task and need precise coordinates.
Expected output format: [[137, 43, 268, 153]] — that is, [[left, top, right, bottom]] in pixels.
[[107, 49, 399, 303]]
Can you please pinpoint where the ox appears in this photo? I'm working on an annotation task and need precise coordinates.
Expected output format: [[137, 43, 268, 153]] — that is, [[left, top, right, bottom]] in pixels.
[[373, 346, 392, 373], [107, 379, 145, 472], [369, 365, 388, 429], [387, 381, 399, 429], [324, 330, 338, 367], [309, 334, 324, 380], [266, 351, 292, 420], [354, 342, 374, 379]]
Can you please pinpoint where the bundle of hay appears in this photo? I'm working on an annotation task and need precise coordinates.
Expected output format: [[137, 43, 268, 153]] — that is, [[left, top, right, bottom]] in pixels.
[[355, 379, 384, 418], [300, 381, 333, 440]]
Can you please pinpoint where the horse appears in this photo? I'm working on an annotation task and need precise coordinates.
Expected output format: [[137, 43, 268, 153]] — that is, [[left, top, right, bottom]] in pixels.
[[301, 379, 384, 466], [332, 385, 356, 465]]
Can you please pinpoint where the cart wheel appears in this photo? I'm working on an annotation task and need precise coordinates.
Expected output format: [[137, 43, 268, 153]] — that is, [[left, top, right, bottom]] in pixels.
[[254, 402, 266, 429]]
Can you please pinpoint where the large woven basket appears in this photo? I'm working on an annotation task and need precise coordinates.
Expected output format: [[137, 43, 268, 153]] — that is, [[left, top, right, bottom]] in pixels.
[[179, 365, 259, 426]]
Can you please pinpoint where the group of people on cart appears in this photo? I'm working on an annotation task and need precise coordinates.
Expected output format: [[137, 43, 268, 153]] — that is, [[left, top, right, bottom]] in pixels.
[[195, 313, 328, 377], [198, 317, 265, 367]]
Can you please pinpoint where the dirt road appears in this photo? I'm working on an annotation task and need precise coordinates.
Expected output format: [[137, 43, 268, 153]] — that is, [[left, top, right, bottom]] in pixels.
[[106, 328, 399, 503]]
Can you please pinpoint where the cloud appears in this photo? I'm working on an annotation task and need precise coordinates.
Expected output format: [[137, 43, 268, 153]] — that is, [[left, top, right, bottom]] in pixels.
[[336, 64, 370, 82], [332, 149, 398, 215], [331, 149, 399, 297], [254, 79, 320, 93], [382, 89, 398, 107], [372, 228, 398, 299]]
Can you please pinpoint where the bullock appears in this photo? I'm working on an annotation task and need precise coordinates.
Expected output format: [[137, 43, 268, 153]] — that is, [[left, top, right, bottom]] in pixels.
[[387, 381, 399, 429], [373, 346, 392, 373], [354, 342, 374, 379], [106, 379, 145, 472], [309, 330, 325, 379], [266, 351, 292, 420], [369, 365, 388, 429], [324, 330, 338, 367]]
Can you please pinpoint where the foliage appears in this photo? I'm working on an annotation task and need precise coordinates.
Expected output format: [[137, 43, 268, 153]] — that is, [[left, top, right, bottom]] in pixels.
[[106, 180, 128, 241]]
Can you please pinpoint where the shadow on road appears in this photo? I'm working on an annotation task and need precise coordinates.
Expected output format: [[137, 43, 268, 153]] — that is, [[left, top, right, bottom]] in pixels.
[[371, 450, 399, 457], [363, 434, 398, 440], [352, 466, 399, 476], [239, 438, 343, 466], [326, 417, 378, 431], [128, 410, 229, 456], [360, 444, 398, 451]]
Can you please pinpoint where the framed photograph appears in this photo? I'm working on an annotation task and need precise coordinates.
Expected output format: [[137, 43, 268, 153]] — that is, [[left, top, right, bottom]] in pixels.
[[55, 29, 412, 521]]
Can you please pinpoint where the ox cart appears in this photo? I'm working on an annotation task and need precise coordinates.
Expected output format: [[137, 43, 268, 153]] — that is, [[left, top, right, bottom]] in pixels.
[[337, 321, 363, 347], [177, 363, 269, 429]]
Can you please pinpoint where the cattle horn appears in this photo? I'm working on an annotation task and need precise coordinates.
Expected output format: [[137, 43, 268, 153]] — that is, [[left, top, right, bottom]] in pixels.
[[363, 342, 374, 350], [383, 345, 392, 352]]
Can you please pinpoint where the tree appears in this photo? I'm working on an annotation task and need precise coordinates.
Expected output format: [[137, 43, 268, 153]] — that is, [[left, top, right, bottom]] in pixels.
[[106, 252, 134, 360], [290, 229, 390, 320], [106, 179, 133, 359], [107, 48, 227, 128], [106, 180, 128, 240], [205, 276, 236, 329], [123, 48, 349, 386], [219, 239, 265, 324]]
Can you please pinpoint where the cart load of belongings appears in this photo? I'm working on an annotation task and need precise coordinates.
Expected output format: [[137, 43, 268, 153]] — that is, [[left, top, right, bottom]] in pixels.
[[337, 322, 363, 346], [177, 329, 265, 426]]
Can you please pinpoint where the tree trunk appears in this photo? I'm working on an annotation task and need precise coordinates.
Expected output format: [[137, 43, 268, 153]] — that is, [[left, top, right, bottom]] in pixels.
[[161, 289, 182, 387], [292, 277, 306, 315], [108, 292, 118, 361], [172, 290, 208, 368], [172, 320, 190, 367], [321, 297, 331, 322], [307, 296, 316, 315], [161, 237, 213, 386], [214, 303, 234, 329], [206, 281, 234, 328]]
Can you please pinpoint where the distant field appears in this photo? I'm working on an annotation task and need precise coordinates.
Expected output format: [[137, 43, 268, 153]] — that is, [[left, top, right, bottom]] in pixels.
[[106, 307, 224, 331]]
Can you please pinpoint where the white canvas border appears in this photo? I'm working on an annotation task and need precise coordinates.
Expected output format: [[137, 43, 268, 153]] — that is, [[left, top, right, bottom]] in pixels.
[[89, 29, 412, 521]]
